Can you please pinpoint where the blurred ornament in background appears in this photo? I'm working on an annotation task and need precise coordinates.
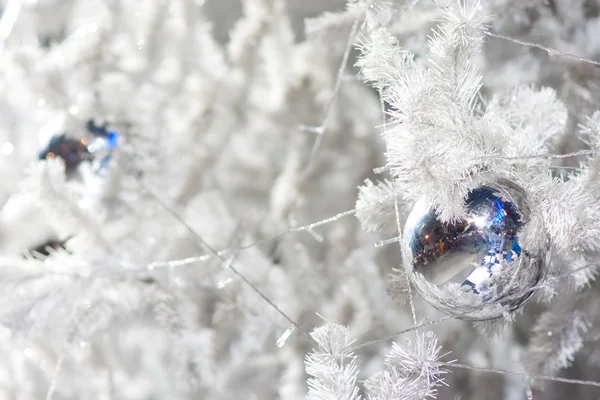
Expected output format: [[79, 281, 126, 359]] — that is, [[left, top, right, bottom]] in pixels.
[[38, 133, 92, 172], [402, 179, 547, 320], [38, 117, 121, 174]]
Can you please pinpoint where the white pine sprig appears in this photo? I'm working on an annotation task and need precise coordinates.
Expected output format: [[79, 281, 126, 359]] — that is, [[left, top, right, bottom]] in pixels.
[[580, 111, 600, 148], [523, 174, 600, 258], [577, 111, 600, 190], [366, 331, 450, 400], [365, 368, 435, 400], [355, 178, 401, 235], [482, 85, 567, 159], [427, 0, 490, 115], [386, 268, 410, 307], [305, 324, 362, 400], [530, 112, 600, 266], [527, 297, 594, 376], [357, 0, 502, 220], [556, 254, 600, 294]]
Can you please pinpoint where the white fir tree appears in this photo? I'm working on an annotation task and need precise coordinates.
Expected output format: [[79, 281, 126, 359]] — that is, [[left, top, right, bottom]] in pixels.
[[1, 0, 600, 399]]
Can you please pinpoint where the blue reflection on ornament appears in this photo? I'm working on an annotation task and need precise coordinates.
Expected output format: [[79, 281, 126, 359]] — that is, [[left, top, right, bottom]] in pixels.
[[492, 200, 506, 224]]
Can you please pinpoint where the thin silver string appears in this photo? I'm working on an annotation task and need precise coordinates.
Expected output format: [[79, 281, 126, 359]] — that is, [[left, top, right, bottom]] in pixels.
[[303, 15, 362, 162], [485, 31, 600, 67], [481, 149, 600, 161], [441, 361, 600, 388], [137, 179, 316, 344], [147, 190, 400, 269]]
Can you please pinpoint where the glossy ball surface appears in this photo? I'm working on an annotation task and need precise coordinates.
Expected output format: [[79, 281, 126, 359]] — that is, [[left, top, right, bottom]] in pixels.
[[402, 180, 545, 320]]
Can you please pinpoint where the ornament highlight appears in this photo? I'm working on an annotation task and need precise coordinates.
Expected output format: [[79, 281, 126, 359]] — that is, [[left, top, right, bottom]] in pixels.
[[402, 180, 546, 320]]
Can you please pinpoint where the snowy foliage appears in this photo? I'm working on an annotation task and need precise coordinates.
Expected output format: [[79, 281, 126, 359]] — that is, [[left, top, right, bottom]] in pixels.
[[2, 0, 600, 398], [355, 178, 401, 236], [365, 332, 450, 400], [305, 324, 361, 400], [306, 325, 448, 400]]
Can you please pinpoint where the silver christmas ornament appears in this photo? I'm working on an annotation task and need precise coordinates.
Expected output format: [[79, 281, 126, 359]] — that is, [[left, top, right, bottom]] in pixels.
[[402, 180, 547, 320]]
